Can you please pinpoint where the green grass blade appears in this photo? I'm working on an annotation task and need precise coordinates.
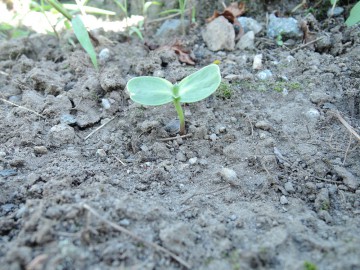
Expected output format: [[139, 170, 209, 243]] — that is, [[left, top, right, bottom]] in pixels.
[[71, 15, 98, 70], [159, 9, 180, 15], [45, 0, 73, 21]]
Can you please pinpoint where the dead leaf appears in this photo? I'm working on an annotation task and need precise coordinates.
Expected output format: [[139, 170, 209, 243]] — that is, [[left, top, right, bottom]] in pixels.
[[172, 45, 195, 65], [206, 2, 246, 23]]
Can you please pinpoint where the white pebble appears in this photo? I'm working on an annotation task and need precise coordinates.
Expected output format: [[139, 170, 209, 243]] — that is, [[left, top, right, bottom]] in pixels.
[[253, 54, 263, 70], [280, 195, 288, 205], [189, 157, 198, 165], [219, 168, 237, 182]]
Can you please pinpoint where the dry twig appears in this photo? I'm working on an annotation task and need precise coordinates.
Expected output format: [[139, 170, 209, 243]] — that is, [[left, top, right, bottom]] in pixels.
[[158, 133, 192, 142], [0, 98, 46, 119], [181, 185, 230, 205], [84, 117, 116, 140], [291, 36, 324, 52], [330, 110, 360, 141], [82, 204, 191, 269]]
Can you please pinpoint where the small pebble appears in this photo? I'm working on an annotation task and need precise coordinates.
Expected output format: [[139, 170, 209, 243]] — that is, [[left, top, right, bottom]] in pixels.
[[99, 48, 111, 62], [255, 120, 272, 131], [96, 149, 107, 157], [119, 219, 130, 226], [257, 69, 272, 80], [229, 214, 237, 221], [189, 157, 198, 165], [101, 98, 111, 110], [33, 146, 48, 155], [253, 54, 263, 70], [280, 195, 288, 205], [219, 168, 237, 182], [327, 6, 344, 17], [209, 134, 217, 142], [284, 182, 295, 193]]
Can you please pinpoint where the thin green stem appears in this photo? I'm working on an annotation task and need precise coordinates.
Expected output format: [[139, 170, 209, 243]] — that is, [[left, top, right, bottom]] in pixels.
[[173, 98, 185, 135]]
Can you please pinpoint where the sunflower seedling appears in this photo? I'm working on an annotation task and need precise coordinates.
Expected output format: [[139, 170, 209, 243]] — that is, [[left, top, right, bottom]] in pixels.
[[126, 64, 221, 135]]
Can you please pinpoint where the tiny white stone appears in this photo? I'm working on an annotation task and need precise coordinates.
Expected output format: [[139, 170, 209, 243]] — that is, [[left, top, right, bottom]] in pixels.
[[209, 134, 217, 141], [96, 149, 106, 157], [189, 157, 198, 165], [253, 54, 263, 70], [280, 195, 288, 205]]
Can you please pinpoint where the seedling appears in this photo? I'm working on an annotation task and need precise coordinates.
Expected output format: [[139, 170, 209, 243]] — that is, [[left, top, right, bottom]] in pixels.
[[126, 64, 221, 135]]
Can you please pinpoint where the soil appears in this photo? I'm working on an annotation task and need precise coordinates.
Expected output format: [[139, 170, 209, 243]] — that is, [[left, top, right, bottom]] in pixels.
[[1, 1, 360, 270]]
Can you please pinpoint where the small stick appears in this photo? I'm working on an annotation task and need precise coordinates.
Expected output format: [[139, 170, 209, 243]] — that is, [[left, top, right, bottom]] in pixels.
[[82, 204, 191, 269], [343, 134, 352, 165], [84, 117, 116, 140], [290, 36, 324, 52], [314, 176, 342, 184], [330, 110, 360, 141], [0, 98, 46, 119], [158, 133, 192, 142], [181, 185, 230, 205], [112, 154, 127, 166]]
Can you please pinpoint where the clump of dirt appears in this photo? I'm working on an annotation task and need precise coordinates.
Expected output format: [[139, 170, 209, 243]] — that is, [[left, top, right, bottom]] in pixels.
[[1, 1, 360, 270]]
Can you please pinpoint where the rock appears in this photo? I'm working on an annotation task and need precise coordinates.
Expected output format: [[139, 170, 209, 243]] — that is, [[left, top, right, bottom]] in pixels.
[[257, 69, 273, 80], [236, 31, 255, 50], [218, 168, 237, 182], [327, 7, 344, 17], [189, 157, 198, 165], [49, 124, 75, 146], [28, 67, 64, 95], [99, 48, 111, 63], [156, 19, 188, 38], [280, 195, 288, 205], [305, 108, 320, 121], [0, 169, 17, 177], [164, 119, 180, 135], [209, 133, 217, 141], [33, 146, 48, 155], [255, 120, 272, 131], [284, 182, 295, 193], [96, 149, 106, 157], [101, 98, 111, 110], [267, 13, 302, 39], [316, 35, 332, 52], [237, 17, 263, 34], [333, 165, 359, 190], [202, 16, 235, 51], [314, 188, 330, 212], [252, 54, 263, 70], [60, 114, 77, 125]]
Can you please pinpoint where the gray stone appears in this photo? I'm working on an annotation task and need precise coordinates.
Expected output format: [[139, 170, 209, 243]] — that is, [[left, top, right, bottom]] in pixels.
[[218, 168, 237, 182], [255, 120, 272, 131], [284, 182, 295, 193], [237, 17, 263, 34], [99, 48, 111, 63], [327, 6, 344, 17], [333, 165, 359, 190], [33, 146, 48, 155], [189, 157, 198, 165], [101, 98, 111, 110], [60, 114, 77, 125], [257, 69, 273, 80], [236, 31, 255, 50], [49, 124, 75, 146], [156, 19, 188, 38], [267, 13, 302, 39], [209, 133, 217, 141], [202, 16, 235, 51]]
